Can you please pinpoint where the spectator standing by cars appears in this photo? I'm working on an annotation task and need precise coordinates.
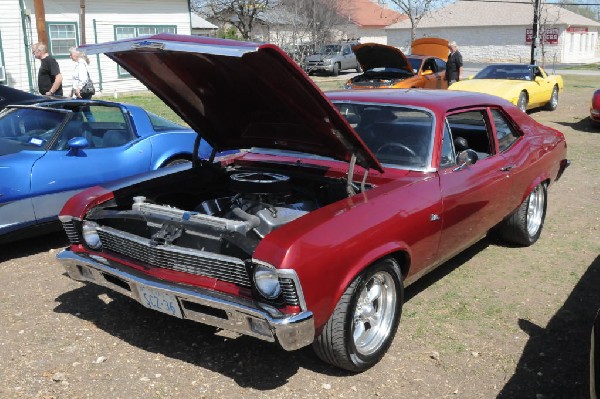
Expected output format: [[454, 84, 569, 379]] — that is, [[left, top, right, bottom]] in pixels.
[[445, 41, 463, 86], [32, 42, 63, 96], [69, 47, 94, 99]]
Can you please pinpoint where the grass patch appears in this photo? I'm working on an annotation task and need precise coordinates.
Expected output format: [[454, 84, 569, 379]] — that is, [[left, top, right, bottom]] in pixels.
[[560, 63, 600, 70]]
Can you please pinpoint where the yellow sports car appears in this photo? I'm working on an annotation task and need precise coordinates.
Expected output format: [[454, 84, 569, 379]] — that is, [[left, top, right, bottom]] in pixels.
[[449, 64, 563, 112]]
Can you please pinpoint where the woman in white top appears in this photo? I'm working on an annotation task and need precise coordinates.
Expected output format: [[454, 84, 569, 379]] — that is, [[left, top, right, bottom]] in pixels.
[[69, 47, 93, 99]]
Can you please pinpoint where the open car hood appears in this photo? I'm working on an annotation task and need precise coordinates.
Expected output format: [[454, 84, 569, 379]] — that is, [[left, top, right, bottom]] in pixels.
[[410, 38, 449, 61], [353, 43, 413, 75], [82, 34, 382, 172]]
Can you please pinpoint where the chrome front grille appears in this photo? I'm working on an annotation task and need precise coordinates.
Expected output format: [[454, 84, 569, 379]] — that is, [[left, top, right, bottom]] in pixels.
[[97, 226, 251, 287], [62, 220, 81, 244], [280, 278, 300, 306]]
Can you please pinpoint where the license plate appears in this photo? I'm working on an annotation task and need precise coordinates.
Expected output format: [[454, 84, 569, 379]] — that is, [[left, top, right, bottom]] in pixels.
[[137, 285, 183, 318]]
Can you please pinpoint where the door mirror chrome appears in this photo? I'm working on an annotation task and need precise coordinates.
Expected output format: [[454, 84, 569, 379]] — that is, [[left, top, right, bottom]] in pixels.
[[454, 149, 478, 171]]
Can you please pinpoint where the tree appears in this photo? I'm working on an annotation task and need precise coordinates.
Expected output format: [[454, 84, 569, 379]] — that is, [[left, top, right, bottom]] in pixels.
[[193, 0, 270, 40], [384, 0, 441, 42]]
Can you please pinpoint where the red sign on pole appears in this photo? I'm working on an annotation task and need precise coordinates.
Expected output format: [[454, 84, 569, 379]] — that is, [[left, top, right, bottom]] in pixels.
[[526, 28, 559, 45]]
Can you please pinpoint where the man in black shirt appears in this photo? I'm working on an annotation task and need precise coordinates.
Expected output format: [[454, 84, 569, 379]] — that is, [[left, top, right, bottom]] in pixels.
[[33, 42, 63, 96], [445, 41, 463, 86]]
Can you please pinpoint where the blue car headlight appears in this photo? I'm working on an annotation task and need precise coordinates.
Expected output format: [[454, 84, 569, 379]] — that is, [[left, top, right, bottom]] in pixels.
[[82, 221, 102, 250]]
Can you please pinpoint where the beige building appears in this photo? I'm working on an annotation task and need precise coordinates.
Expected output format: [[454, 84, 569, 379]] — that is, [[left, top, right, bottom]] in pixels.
[[386, 1, 600, 64]]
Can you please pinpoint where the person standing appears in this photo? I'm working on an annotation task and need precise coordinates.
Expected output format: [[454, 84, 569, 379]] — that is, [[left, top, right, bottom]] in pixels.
[[33, 42, 63, 96], [445, 41, 463, 86], [69, 47, 93, 99]]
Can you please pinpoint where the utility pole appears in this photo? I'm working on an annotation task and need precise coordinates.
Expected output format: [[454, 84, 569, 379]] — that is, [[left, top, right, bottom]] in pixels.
[[80, 0, 86, 45], [530, 0, 541, 65], [33, 0, 48, 44]]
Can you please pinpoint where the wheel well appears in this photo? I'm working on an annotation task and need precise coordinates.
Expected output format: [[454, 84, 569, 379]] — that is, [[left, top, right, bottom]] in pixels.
[[161, 154, 192, 167], [386, 251, 411, 279]]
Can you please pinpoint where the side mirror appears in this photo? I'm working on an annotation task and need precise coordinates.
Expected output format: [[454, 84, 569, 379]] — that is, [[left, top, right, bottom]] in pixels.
[[454, 149, 478, 170], [67, 136, 89, 149], [66, 137, 89, 155], [421, 70, 433, 76], [534, 76, 544, 83]]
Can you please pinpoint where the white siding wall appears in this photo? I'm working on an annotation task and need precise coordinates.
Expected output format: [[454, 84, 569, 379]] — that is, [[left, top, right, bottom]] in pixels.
[[387, 25, 600, 63], [0, 1, 32, 91], [3, 0, 190, 94]]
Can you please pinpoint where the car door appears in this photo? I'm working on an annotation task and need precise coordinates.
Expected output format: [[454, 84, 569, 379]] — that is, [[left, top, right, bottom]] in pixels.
[[341, 44, 353, 70], [421, 58, 442, 89], [437, 108, 513, 260], [28, 105, 153, 223], [529, 66, 554, 107]]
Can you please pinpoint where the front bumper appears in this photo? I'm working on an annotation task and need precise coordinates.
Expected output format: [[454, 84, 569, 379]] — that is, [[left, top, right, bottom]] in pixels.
[[304, 64, 334, 73], [57, 249, 315, 351]]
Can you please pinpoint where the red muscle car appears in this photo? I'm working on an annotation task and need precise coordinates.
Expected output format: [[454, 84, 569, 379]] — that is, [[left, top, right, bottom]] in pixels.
[[591, 89, 600, 125], [56, 34, 569, 372]]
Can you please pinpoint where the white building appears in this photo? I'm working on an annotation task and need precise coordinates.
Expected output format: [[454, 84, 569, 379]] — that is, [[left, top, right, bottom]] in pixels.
[[386, 0, 600, 64], [0, 0, 192, 95]]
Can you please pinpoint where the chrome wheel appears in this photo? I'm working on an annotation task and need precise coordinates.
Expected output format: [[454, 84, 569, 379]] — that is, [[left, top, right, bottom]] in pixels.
[[517, 91, 528, 112], [545, 86, 559, 110], [527, 184, 545, 237], [352, 271, 397, 356]]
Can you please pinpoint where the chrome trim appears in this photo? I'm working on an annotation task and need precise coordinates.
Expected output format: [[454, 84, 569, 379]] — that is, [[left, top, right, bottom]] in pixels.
[[57, 250, 315, 351], [251, 259, 308, 311]]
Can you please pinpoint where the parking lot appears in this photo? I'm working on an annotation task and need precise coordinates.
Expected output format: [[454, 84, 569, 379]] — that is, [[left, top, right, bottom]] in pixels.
[[0, 73, 598, 398]]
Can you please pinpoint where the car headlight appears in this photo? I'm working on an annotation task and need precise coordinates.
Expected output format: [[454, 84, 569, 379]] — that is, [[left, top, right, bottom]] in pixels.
[[82, 221, 102, 249], [253, 264, 281, 299]]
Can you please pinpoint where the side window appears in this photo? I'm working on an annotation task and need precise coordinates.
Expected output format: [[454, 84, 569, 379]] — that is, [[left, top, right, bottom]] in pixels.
[[491, 109, 520, 152], [342, 45, 351, 55], [48, 23, 78, 57], [440, 122, 456, 168], [435, 58, 446, 72], [446, 110, 494, 159]]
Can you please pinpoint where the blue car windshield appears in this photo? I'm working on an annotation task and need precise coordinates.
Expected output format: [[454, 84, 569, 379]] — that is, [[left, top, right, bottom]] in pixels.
[[474, 65, 532, 81], [0, 107, 68, 150]]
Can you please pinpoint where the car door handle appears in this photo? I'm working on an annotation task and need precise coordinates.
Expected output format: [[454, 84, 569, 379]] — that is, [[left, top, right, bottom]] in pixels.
[[500, 164, 515, 172]]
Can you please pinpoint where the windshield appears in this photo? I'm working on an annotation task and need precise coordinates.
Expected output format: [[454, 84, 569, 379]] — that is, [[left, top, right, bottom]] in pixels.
[[474, 65, 533, 81], [0, 107, 67, 150], [407, 57, 423, 74], [335, 102, 434, 170], [317, 45, 341, 55]]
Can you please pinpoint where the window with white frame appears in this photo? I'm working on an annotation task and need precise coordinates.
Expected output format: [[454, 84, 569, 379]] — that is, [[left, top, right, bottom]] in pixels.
[[48, 23, 78, 57], [114, 25, 177, 76]]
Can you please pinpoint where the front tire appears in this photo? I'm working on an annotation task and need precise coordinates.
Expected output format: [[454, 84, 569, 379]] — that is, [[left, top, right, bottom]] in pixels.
[[545, 85, 559, 111], [496, 183, 547, 246], [517, 91, 528, 112], [312, 258, 403, 372], [163, 158, 190, 167]]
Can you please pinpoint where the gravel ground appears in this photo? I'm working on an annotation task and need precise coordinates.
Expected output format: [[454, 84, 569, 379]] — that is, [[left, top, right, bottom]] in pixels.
[[0, 76, 598, 399]]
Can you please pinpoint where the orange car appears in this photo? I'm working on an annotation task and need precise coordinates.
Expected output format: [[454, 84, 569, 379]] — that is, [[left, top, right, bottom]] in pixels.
[[344, 38, 449, 90]]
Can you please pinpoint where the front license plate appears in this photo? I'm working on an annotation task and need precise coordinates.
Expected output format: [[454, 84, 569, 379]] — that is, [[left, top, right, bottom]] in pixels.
[[137, 285, 183, 318]]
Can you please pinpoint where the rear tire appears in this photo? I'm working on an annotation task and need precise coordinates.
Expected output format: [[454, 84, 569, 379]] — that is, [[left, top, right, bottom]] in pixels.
[[495, 183, 547, 246], [163, 158, 190, 167], [517, 91, 528, 112], [544, 85, 559, 111], [332, 63, 340, 76], [312, 258, 403, 372]]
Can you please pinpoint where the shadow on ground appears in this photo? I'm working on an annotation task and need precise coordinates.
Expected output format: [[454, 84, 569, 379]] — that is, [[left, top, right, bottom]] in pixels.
[[52, 238, 492, 389], [553, 118, 599, 134], [498, 255, 600, 398], [0, 231, 67, 262]]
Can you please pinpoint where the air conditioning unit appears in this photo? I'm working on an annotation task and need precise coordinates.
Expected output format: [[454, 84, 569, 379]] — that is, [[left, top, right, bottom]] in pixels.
[[0, 65, 5, 82]]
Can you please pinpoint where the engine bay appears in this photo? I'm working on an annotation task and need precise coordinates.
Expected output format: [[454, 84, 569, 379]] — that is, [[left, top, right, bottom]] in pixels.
[[88, 166, 358, 259]]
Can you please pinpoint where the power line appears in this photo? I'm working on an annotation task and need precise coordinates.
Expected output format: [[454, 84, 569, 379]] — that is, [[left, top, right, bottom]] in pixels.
[[458, 0, 600, 5]]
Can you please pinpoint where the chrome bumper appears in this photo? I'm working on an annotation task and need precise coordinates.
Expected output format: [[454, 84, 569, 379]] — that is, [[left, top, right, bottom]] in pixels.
[[57, 249, 315, 351]]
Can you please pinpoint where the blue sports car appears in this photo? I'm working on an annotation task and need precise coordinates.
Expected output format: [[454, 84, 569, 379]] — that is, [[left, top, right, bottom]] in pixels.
[[0, 90, 228, 243]]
